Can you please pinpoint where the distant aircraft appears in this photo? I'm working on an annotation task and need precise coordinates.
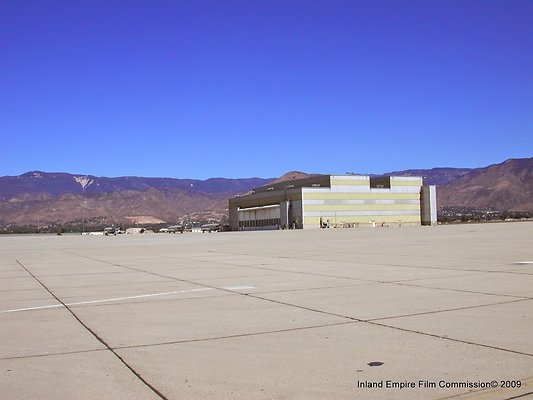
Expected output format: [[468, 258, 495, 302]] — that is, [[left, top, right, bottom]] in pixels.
[[166, 225, 185, 233]]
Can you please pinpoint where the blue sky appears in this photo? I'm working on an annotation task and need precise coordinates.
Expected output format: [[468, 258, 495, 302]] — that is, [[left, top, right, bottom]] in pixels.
[[1, 0, 531, 179]]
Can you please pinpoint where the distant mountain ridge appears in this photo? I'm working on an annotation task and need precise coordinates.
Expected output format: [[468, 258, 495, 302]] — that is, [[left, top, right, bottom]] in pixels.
[[437, 158, 532, 212], [0, 172, 271, 227], [385, 167, 476, 186], [0, 171, 270, 201], [0, 157, 531, 228], [382, 158, 532, 211]]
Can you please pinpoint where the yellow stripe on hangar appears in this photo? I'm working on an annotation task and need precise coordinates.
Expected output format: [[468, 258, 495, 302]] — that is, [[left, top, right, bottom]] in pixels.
[[390, 180, 423, 186], [330, 179, 369, 186], [303, 192, 420, 200]]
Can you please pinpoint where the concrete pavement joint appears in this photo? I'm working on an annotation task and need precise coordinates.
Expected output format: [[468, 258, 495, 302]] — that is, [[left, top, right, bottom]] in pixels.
[[390, 281, 532, 300], [67, 254, 533, 360], [0, 287, 48, 293], [504, 391, 533, 399], [160, 253, 380, 283], [15, 260, 170, 400], [249, 282, 377, 295], [168, 251, 533, 289], [381, 272, 481, 283], [72, 254, 271, 298], [202, 249, 533, 276], [243, 296, 533, 358], [24, 271, 136, 278], [1, 348, 107, 361], [171, 253, 533, 300], [170, 255, 397, 284], [367, 320, 533, 358], [166, 254, 532, 300], [366, 298, 533, 322], [114, 321, 359, 351], [3, 225, 532, 399], [244, 293, 363, 322], [70, 254, 366, 322]]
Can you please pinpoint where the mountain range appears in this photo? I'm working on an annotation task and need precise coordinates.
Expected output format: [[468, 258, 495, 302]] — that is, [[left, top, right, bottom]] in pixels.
[[0, 158, 531, 229], [386, 158, 532, 212]]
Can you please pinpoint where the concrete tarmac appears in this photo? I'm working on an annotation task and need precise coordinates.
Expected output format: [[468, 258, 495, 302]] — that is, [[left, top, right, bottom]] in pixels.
[[1, 222, 532, 399]]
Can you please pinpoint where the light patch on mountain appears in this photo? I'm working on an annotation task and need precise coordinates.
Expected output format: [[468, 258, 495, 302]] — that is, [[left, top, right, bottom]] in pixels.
[[73, 176, 94, 190]]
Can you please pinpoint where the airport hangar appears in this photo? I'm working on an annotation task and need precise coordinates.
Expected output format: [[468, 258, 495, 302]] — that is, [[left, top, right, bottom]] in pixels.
[[228, 174, 437, 231]]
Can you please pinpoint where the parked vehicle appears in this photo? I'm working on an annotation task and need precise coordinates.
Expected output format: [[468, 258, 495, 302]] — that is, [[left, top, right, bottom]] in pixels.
[[201, 223, 219, 233]]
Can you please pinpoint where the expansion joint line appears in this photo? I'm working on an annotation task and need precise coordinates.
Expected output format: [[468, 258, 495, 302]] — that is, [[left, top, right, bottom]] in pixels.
[[366, 320, 533, 358], [15, 260, 169, 400], [73, 254, 533, 359], [505, 391, 533, 400]]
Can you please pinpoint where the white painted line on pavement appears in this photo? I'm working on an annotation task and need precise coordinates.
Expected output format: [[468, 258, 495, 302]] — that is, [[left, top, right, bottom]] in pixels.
[[222, 285, 255, 290], [2, 285, 256, 313], [2, 288, 212, 313]]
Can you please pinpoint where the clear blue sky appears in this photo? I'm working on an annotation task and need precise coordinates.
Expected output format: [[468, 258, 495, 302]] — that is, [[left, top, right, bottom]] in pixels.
[[1, 0, 532, 179]]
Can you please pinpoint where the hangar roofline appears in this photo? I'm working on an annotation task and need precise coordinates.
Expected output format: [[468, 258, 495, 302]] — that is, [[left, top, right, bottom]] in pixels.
[[250, 173, 423, 194], [251, 174, 331, 194]]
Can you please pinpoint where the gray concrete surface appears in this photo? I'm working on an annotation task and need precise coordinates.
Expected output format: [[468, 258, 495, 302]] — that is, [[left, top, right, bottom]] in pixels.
[[1, 222, 532, 399]]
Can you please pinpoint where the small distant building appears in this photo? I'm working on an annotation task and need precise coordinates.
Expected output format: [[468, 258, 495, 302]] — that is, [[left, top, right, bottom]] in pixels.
[[228, 175, 437, 230]]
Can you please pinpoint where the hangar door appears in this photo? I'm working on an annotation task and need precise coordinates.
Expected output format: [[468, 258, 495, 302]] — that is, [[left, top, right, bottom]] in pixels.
[[238, 204, 280, 231]]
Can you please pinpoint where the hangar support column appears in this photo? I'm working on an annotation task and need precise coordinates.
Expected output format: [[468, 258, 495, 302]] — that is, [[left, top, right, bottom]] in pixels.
[[229, 205, 239, 231], [421, 185, 437, 226], [280, 200, 290, 229]]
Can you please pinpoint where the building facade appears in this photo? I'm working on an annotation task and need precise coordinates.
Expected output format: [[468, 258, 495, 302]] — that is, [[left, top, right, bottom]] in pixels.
[[229, 175, 437, 230]]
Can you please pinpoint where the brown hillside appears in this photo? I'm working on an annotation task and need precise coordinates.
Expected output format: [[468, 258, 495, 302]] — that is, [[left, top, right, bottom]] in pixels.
[[0, 189, 225, 226], [438, 158, 533, 211], [268, 171, 317, 185]]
